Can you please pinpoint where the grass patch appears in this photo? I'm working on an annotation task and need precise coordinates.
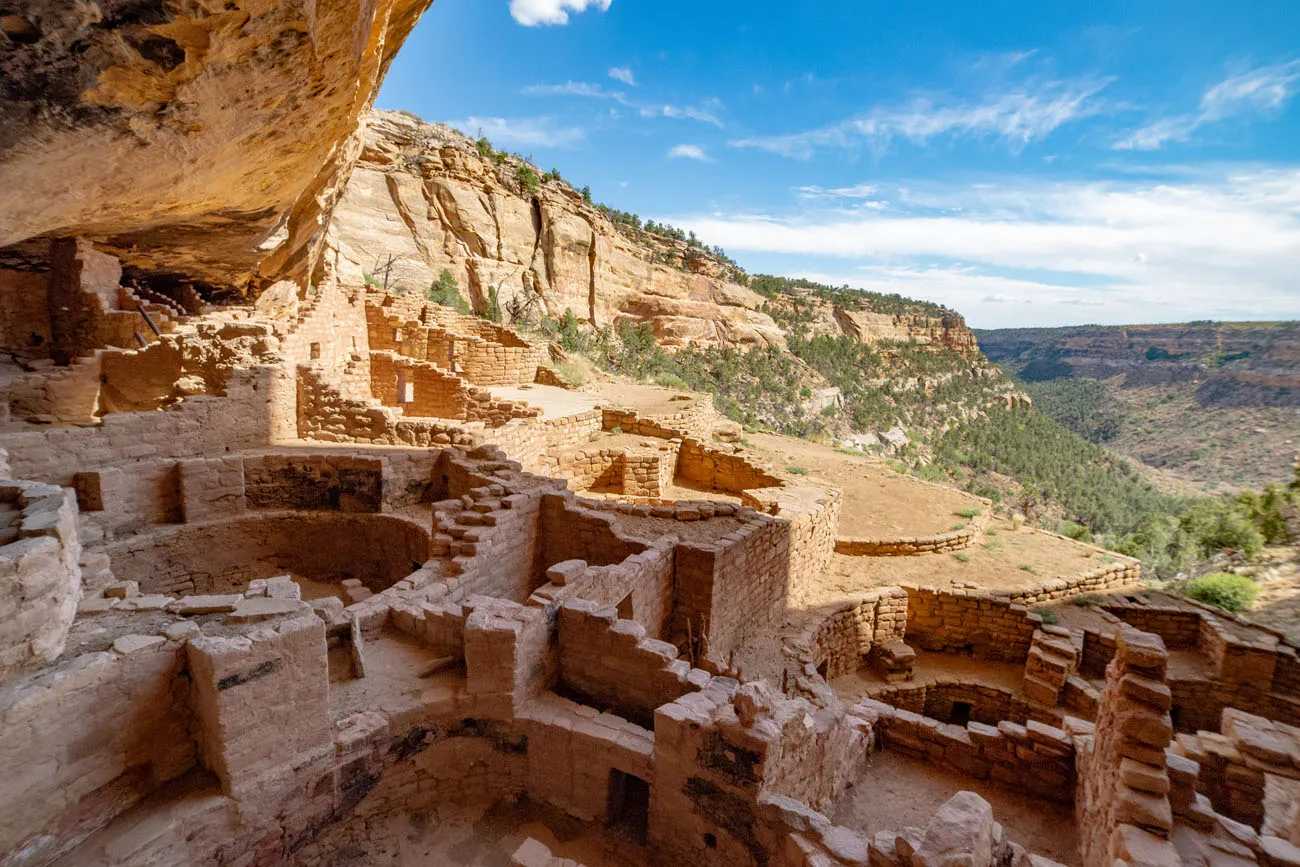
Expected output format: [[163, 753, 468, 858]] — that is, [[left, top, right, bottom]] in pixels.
[[954, 552, 970, 563], [984, 528, 999, 537], [1068, 595, 1104, 607], [1032, 607, 1059, 625], [955, 508, 981, 519], [552, 360, 587, 387], [950, 523, 967, 531], [1182, 573, 1259, 613], [1018, 564, 1036, 573], [786, 465, 808, 475]]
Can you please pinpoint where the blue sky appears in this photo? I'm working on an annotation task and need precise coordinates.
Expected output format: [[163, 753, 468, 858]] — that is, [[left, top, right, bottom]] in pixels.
[[378, 0, 1300, 328]]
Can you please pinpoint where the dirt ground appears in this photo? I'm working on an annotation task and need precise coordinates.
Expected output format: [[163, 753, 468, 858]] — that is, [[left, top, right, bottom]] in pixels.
[[585, 380, 711, 418], [745, 433, 987, 539], [831, 650, 1028, 705], [486, 384, 600, 419], [833, 750, 1080, 866], [804, 518, 1113, 604], [312, 798, 649, 867]]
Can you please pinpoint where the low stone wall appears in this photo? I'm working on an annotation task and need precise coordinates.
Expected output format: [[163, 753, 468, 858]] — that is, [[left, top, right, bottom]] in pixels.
[[834, 484, 989, 557], [0, 480, 82, 682], [557, 598, 708, 727], [101, 512, 429, 596], [370, 350, 541, 426], [904, 586, 1041, 664], [855, 697, 1078, 802], [998, 560, 1142, 606], [678, 436, 782, 494], [861, 681, 1056, 728], [0, 636, 197, 865], [781, 589, 909, 681]]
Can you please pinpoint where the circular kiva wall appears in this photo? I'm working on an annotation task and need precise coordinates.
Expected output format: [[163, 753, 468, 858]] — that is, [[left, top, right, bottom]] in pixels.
[[102, 513, 430, 597]]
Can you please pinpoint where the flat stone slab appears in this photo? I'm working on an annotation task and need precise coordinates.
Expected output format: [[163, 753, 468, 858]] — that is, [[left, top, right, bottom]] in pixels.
[[226, 597, 306, 623], [113, 634, 167, 655], [161, 621, 201, 641], [78, 597, 120, 615], [117, 594, 174, 612], [169, 595, 243, 615]]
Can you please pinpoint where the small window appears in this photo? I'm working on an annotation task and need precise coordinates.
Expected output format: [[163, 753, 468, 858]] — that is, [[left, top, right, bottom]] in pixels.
[[616, 593, 634, 620], [309, 342, 321, 360], [393, 328, 403, 342], [396, 372, 414, 404]]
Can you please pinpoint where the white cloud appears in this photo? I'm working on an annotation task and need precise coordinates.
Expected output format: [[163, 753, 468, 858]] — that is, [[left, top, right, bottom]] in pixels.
[[668, 144, 713, 162], [523, 82, 723, 126], [667, 167, 1300, 327], [1116, 59, 1300, 150], [730, 79, 1109, 158], [510, 0, 611, 27], [794, 183, 881, 201], [523, 81, 631, 105], [448, 116, 585, 149], [609, 66, 636, 86]]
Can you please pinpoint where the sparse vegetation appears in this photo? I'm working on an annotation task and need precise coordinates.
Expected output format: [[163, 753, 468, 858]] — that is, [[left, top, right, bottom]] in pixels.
[[1032, 607, 1059, 625], [426, 269, 469, 314], [1182, 573, 1260, 612]]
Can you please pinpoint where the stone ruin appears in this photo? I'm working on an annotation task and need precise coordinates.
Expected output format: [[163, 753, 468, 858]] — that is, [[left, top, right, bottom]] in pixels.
[[3, 6, 1300, 863], [2, 245, 1300, 867]]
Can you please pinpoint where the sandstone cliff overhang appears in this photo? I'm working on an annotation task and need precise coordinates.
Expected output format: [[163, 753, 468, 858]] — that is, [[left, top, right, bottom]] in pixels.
[[0, 0, 434, 294]]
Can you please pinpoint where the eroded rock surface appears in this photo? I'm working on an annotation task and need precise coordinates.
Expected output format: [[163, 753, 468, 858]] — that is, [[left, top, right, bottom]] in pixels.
[[0, 0, 434, 292]]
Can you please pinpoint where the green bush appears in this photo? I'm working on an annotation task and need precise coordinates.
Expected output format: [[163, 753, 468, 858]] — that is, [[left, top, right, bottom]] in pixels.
[[515, 164, 541, 193], [485, 286, 503, 323], [426, 269, 469, 313], [655, 373, 689, 390], [1183, 573, 1260, 612], [475, 137, 493, 158], [786, 465, 808, 475], [955, 508, 981, 519]]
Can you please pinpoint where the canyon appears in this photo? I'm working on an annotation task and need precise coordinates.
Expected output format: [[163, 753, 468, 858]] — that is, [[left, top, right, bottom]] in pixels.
[[0, 4, 1297, 867]]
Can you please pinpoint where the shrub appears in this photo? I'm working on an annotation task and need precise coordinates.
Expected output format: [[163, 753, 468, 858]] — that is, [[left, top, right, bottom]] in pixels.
[[1018, 564, 1035, 572], [515, 164, 540, 193], [786, 465, 808, 475], [1183, 573, 1259, 612], [655, 373, 689, 390], [475, 137, 493, 158], [954, 552, 970, 563], [484, 286, 503, 323], [1069, 595, 1103, 607], [955, 508, 981, 519], [1032, 607, 1059, 625], [426, 269, 469, 313], [1060, 520, 1093, 542]]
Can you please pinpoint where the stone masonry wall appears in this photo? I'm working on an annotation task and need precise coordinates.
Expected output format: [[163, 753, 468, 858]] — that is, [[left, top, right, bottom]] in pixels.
[[1076, 626, 1178, 867], [0, 638, 196, 865], [905, 587, 1041, 664], [0, 480, 82, 682], [2, 365, 295, 535], [856, 697, 1078, 802], [102, 513, 429, 596], [557, 599, 709, 728]]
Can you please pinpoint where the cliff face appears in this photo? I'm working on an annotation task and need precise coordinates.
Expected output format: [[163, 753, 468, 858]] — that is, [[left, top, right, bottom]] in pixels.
[[978, 322, 1300, 407], [0, 0, 433, 293], [328, 112, 786, 349], [834, 308, 980, 358]]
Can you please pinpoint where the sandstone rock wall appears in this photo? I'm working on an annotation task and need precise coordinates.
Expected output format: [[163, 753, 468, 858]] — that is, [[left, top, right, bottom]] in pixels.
[[0, 0, 434, 292], [328, 112, 786, 348]]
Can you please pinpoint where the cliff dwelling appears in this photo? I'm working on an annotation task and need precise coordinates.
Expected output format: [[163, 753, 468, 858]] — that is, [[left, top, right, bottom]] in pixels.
[[1, 4, 1300, 867]]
